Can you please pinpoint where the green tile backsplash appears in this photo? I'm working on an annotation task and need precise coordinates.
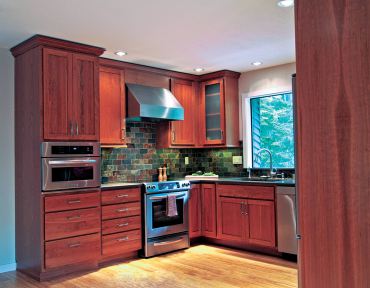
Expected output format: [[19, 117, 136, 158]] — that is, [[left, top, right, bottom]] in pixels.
[[101, 122, 244, 182]]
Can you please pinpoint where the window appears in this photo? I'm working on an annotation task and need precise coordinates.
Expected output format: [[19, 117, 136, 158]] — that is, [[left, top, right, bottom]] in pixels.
[[243, 92, 295, 169]]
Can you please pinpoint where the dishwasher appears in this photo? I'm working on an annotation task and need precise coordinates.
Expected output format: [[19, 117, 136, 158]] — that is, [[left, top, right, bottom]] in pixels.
[[276, 186, 297, 255]]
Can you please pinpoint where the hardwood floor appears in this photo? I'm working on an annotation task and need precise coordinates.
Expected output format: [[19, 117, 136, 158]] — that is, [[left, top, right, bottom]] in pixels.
[[0, 245, 297, 288]]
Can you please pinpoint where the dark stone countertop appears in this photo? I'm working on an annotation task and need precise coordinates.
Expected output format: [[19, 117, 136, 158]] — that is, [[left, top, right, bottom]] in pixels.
[[101, 177, 295, 190]]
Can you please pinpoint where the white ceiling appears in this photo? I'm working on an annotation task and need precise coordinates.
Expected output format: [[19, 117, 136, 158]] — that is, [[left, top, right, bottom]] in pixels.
[[0, 0, 295, 74]]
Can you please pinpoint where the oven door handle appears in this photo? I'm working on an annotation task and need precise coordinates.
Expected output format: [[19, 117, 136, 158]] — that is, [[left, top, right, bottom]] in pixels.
[[149, 193, 186, 201], [48, 159, 98, 165], [153, 237, 184, 247]]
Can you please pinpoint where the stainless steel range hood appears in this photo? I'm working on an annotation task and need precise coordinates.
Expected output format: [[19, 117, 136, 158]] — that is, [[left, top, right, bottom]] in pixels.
[[126, 83, 184, 122]]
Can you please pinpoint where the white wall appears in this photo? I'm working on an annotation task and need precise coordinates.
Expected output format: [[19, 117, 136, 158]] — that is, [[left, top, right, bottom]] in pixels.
[[238, 62, 296, 140], [0, 47, 15, 272]]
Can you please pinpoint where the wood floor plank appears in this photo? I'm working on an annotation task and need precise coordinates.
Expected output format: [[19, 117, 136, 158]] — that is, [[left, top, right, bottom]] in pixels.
[[0, 245, 297, 288]]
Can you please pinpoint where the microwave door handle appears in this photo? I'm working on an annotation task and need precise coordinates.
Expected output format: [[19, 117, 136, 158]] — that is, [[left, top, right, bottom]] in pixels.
[[149, 193, 186, 201], [48, 159, 98, 165]]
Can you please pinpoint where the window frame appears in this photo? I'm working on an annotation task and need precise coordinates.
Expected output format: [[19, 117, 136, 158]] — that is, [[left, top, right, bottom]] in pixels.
[[242, 89, 294, 169]]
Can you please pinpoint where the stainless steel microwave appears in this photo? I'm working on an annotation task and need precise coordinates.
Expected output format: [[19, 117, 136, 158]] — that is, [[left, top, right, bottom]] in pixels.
[[41, 142, 101, 191]]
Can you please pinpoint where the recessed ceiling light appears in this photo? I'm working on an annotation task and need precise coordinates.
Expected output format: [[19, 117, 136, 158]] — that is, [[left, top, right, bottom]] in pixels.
[[277, 0, 294, 8], [115, 51, 127, 57], [194, 68, 204, 72], [251, 61, 263, 66]]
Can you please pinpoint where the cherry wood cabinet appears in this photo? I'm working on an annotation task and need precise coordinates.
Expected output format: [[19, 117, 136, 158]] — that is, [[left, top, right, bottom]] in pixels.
[[189, 184, 202, 238], [216, 185, 276, 248], [43, 48, 99, 141], [100, 187, 142, 259], [99, 66, 126, 145], [201, 184, 217, 238], [199, 71, 240, 147]]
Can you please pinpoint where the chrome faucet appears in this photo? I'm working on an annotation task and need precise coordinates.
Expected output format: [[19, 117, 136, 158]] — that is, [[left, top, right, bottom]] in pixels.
[[254, 148, 276, 178]]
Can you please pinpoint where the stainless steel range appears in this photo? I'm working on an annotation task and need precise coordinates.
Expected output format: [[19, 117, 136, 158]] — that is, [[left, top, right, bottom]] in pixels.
[[142, 180, 191, 257]]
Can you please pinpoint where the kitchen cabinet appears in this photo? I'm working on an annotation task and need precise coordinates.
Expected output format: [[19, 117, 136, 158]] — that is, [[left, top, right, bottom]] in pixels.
[[201, 184, 217, 238], [100, 187, 142, 258], [216, 185, 276, 248], [189, 184, 202, 238], [99, 66, 126, 145], [157, 78, 198, 148], [43, 48, 99, 141], [199, 71, 240, 147]]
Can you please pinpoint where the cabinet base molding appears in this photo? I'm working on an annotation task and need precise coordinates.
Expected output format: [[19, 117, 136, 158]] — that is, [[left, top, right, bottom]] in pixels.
[[98, 251, 139, 267]]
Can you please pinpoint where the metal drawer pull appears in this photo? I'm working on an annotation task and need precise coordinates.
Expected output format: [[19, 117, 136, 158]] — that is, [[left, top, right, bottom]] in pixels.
[[153, 237, 183, 247], [116, 194, 129, 198], [68, 242, 81, 248], [117, 208, 129, 212], [241, 202, 245, 215], [67, 215, 81, 220], [117, 236, 129, 242], [117, 223, 129, 227], [67, 199, 81, 204]]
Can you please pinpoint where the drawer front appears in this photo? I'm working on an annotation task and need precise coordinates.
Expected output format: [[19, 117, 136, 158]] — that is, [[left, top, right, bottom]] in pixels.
[[45, 207, 100, 241], [44, 192, 100, 212], [102, 229, 142, 256], [217, 185, 274, 200], [102, 202, 141, 220], [101, 188, 141, 205], [102, 215, 141, 235], [45, 233, 100, 269]]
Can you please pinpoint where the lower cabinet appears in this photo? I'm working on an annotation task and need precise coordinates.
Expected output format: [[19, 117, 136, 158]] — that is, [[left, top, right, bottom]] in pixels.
[[100, 187, 142, 258], [201, 184, 217, 238], [189, 184, 202, 238], [216, 185, 276, 248]]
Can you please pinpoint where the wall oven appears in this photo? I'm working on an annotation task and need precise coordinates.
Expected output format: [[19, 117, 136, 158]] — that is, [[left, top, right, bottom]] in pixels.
[[143, 181, 191, 257], [41, 142, 100, 191]]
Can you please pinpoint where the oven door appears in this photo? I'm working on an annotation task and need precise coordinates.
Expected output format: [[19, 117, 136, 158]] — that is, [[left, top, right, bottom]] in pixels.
[[42, 158, 100, 191], [145, 191, 189, 238]]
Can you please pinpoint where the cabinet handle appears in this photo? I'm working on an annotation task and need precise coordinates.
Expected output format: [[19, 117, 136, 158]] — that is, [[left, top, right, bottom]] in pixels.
[[117, 236, 129, 242], [76, 123, 79, 136], [116, 194, 129, 198], [240, 202, 245, 215], [221, 129, 224, 139], [117, 223, 129, 227], [67, 215, 81, 221], [68, 242, 81, 248], [172, 130, 176, 142], [67, 199, 81, 204], [121, 128, 125, 140], [244, 202, 249, 215], [70, 122, 74, 136], [117, 208, 129, 213]]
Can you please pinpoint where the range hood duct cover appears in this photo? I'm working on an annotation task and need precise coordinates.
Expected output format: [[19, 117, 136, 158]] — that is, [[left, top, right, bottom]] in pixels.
[[126, 83, 184, 122]]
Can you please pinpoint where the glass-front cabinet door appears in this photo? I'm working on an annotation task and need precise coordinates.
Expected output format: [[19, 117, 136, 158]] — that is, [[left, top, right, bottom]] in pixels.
[[201, 78, 225, 145]]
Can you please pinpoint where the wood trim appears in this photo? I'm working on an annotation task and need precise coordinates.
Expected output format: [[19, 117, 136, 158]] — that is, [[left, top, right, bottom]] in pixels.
[[11, 34, 105, 57], [199, 70, 241, 81]]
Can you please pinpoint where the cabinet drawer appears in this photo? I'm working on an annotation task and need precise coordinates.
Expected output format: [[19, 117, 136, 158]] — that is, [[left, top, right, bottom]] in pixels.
[[217, 185, 274, 200], [102, 216, 141, 235], [101, 188, 140, 205], [45, 233, 100, 269], [45, 207, 100, 241], [102, 229, 142, 256], [102, 202, 141, 220], [44, 192, 100, 212]]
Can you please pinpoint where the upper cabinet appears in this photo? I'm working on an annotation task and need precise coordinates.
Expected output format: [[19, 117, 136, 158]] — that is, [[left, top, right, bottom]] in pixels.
[[200, 78, 225, 145], [99, 66, 126, 146], [199, 71, 240, 147], [12, 35, 104, 141], [43, 49, 99, 140]]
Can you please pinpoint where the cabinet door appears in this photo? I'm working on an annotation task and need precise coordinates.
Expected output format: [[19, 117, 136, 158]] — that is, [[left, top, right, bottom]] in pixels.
[[189, 184, 202, 238], [201, 79, 225, 145], [247, 199, 276, 247], [201, 184, 217, 238], [217, 197, 246, 242], [99, 66, 126, 145], [72, 53, 99, 140], [43, 48, 73, 140], [170, 79, 196, 146]]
